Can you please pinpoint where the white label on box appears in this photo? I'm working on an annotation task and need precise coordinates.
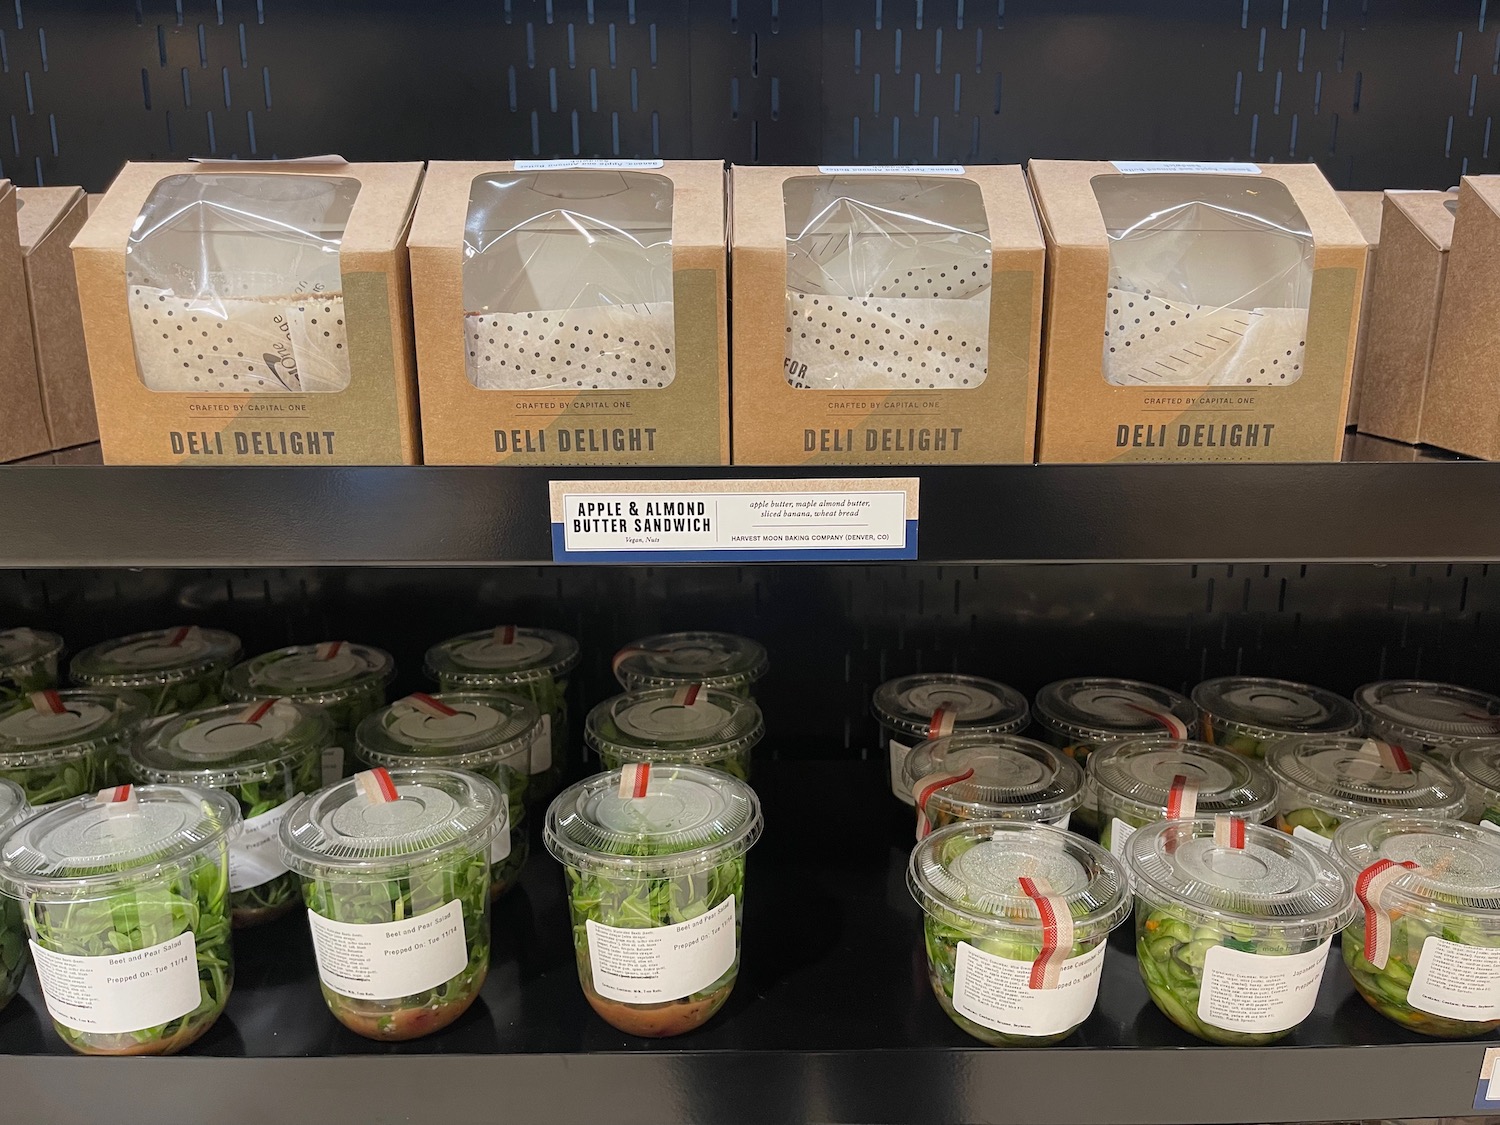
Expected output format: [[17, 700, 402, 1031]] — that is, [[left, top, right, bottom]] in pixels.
[[817, 164, 966, 175], [489, 799, 512, 864], [320, 745, 345, 787], [1197, 940, 1331, 1033], [889, 737, 915, 802], [514, 158, 665, 170], [30, 931, 200, 1034], [585, 894, 736, 1004], [953, 939, 1106, 1037], [1292, 825, 1334, 851], [1407, 935, 1500, 1021], [530, 713, 553, 775], [228, 798, 297, 892], [1110, 160, 1262, 175], [308, 899, 467, 1001], [1108, 818, 1137, 857]]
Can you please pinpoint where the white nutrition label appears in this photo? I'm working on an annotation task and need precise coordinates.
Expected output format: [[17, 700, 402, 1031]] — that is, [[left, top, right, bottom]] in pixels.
[[1292, 826, 1333, 851], [530, 714, 553, 774], [585, 894, 736, 1004], [228, 799, 298, 891], [30, 932, 200, 1034], [1108, 818, 1137, 858], [320, 745, 345, 786], [1407, 936, 1500, 1021], [889, 738, 915, 801], [1198, 940, 1331, 1033], [489, 800, 512, 864], [953, 940, 1107, 1037], [308, 899, 467, 1001]]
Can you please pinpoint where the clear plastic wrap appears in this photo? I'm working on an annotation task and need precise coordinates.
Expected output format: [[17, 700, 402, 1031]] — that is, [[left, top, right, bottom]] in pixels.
[[462, 170, 675, 391], [125, 173, 360, 394], [1091, 174, 1313, 387], [781, 175, 991, 391]]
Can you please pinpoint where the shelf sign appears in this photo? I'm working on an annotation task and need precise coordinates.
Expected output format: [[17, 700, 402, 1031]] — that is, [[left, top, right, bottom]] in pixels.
[[549, 478, 919, 563], [1478, 1047, 1500, 1112]]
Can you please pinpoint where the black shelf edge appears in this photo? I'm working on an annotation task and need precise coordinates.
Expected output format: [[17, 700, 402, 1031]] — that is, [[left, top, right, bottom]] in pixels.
[[2, 461, 1500, 567]]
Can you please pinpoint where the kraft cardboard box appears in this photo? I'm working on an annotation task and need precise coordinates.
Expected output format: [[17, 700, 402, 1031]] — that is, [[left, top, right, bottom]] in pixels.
[[1338, 190, 1384, 427], [0, 181, 50, 463], [1356, 191, 1455, 444], [1029, 161, 1367, 463], [730, 165, 1043, 465], [409, 160, 728, 465], [73, 161, 423, 464], [18, 186, 97, 449]]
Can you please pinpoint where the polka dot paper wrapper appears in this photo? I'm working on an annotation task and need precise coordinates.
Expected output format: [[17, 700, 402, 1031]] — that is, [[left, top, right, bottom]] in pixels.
[[464, 303, 675, 390]]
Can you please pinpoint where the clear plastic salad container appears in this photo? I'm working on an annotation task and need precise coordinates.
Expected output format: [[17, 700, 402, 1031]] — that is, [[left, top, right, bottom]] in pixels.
[[225, 642, 395, 778], [0, 779, 30, 1011], [612, 631, 768, 696], [1089, 738, 1278, 855], [355, 692, 538, 899], [873, 674, 1030, 806], [1264, 737, 1467, 844], [424, 626, 581, 803], [901, 733, 1085, 833], [0, 628, 63, 702], [69, 627, 241, 717], [0, 689, 149, 805], [0, 783, 240, 1055], [280, 766, 503, 1041], [585, 686, 764, 782], [1453, 742, 1500, 830], [129, 699, 331, 927], [544, 764, 762, 1038], [1126, 816, 1355, 1045], [907, 820, 1131, 1046], [1331, 815, 1500, 1038], [1353, 680, 1500, 761], [1193, 676, 1360, 759]]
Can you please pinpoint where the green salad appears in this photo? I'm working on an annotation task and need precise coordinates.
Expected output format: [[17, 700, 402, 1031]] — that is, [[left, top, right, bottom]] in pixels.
[[0, 779, 31, 1011], [1193, 676, 1360, 760], [612, 632, 768, 698], [0, 690, 149, 805], [545, 765, 762, 1038], [70, 627, 241, 717], [0, 784, 239, 1055], [0, 629, 64, 703], [586, 686, 763, 783], [280, 767, 503, 1041]]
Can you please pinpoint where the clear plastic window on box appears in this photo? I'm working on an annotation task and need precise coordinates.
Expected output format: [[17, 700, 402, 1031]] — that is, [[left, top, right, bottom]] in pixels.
[[462, 170, 676, 391], [125, 174, 360, 394], [781, 175, 991, 390], [1090, 174, 1313, 387]]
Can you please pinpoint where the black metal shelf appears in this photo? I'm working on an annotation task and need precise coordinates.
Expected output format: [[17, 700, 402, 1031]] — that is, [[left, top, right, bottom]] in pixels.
[[0, 761, 1490, 1125], [2, 459, 1500, 567]]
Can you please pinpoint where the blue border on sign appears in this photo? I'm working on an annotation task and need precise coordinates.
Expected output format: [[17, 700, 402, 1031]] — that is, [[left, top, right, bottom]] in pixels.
[[551, 520, 919, 563], [1476, 1046, 1500, 1112]]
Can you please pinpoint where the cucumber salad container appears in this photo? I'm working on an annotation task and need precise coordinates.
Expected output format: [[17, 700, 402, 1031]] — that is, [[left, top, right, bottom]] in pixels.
[[586, 686, 764, 783], [908, 821, 1131, 1046], [0, 779, 30, 1011], [355, 692, 538, 899], [902, 733, 1085, 836], [873, 674, 1030, 806], [280, 766, 502, 1041], [612, 631, 768, 697], [1193, 676, 1360, 759], [1088, 738, 1278, 855], [70, 627, 241, 717], [129, 699, 331, 927], [0, 783, 240, 1055], [1264, 737, 1467, 845], [1452, 742, 1500, 830], [226, 642, 395, 784], [0, 689, 148, 805], [1354, 680, 1500, 763], [1331, 815, 1500, 1038], [425, 626, 580, 803], [544, 764, 762, 1037], [1126, 816, 1356, 1045], [0, 628, 64, 702]]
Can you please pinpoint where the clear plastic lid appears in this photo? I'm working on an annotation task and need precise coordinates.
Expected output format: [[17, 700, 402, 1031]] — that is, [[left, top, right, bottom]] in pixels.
[[1033, 678, 1199, 744], [356, 692, 538, 772], [0, 628, 63, 672], [1353, 680, 1500, 747], [227, 642, 396, 704], [1193, 676, 1360, 741], [132, 699, 331, 788], [908, 820, 1131, 939], [1453, 741, 1500, 802], [1331, 815, 1500, 915], [0, 784, 240, 892], [612, 632, 769, 692], [0, 690, 149, 766], [280, 766, 504, 878], [544, 764, 762, 876], [70, 627, 241, 689], [0, 779, 28, 832], [1126, 817, 1356, 936], [585, 687, 763, 766], [901, 733, 1085, 822], [1089, 738, 1279, 823], [424, 627, 581, 688], [1265, 737, 1468, 820], [872, 674, 1030, 741]]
